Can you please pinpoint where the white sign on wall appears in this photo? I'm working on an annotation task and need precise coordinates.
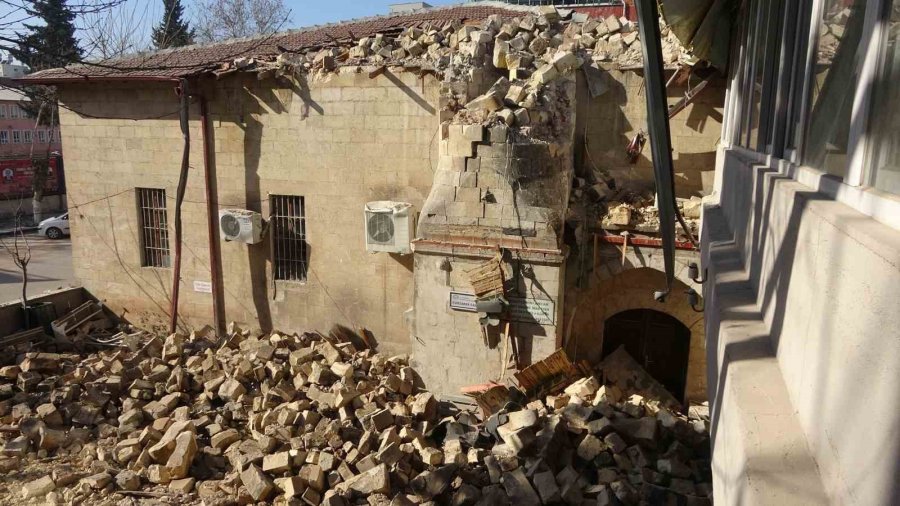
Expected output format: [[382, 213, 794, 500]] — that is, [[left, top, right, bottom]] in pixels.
[[449, 291, 477, 312], [448, 291, 556, 325], [193, 281, 213, 294]]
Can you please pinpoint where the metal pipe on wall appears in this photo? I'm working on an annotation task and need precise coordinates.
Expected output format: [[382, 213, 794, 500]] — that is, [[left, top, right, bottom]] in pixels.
[[635, 0, 678, 302], [194, 90, 227, 339], [169, 79, 191, 334]]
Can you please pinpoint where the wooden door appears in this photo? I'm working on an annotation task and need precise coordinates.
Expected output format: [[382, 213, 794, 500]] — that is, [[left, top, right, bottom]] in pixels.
[[602, 309, 691, 400]]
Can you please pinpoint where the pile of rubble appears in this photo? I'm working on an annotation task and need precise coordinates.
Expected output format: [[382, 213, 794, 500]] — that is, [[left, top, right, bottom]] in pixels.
[[600, 197, 702, 238], [287, 7, 692, 73], [234, 6, 692, 130], [0, 326, 711, 505]]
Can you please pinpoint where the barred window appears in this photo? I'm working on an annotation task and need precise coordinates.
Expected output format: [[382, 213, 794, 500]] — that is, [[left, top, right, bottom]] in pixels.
[[136, 188, 171, 268], [271, 195, 308, 282]]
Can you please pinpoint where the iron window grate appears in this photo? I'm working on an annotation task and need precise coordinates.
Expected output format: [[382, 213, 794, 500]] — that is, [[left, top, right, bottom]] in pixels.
[[136, 188, 171, 268], [271, 195, 308, 282]]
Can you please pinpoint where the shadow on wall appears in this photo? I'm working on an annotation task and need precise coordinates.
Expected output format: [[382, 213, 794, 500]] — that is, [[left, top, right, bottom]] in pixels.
[[709, 152, 900, 505], [575, 70, 726, 198], [241, 109, 273, 334]]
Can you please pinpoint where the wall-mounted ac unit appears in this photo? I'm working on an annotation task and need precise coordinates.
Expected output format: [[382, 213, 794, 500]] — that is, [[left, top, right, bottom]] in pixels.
[[365, 201, 413, 254], [219, 209, 264, 244]]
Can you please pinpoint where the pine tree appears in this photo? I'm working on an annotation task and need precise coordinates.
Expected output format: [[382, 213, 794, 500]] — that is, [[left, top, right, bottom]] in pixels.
[[152, 0, 195, 49], [10, 0, 83, 72], [8, 0, 83, 125]]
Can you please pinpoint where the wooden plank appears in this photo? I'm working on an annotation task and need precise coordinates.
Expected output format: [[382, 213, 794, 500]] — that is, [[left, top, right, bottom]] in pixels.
[[0, 327, 48, 348]]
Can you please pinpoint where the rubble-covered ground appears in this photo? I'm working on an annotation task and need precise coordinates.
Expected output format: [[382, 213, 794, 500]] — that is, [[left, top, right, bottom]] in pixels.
[[0, 324, 712, 506]]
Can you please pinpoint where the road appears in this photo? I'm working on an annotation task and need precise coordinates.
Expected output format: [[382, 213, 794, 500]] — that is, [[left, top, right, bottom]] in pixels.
[[0, 233, 76, 305]]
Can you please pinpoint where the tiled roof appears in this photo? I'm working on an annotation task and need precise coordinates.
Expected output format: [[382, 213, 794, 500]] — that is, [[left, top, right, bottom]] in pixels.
[[19, 4, 524, 84], [0, 86, 27, 101]]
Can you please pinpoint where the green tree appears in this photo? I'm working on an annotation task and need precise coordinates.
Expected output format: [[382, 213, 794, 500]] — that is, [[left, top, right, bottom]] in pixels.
[[9, 0, 83, 124], [10, 0, 82, 72], [152, 0, 195, 49]]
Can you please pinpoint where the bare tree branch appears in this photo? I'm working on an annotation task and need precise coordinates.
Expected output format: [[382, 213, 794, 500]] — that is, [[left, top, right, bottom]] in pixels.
[[194, 0, 290, 43], [79, 0, 152, 59]]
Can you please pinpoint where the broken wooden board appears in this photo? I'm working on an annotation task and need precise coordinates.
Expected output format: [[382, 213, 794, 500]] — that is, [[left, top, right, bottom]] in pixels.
[[465, 253, 506, 299], [514, 348, 580, 397], [50, 301, 113, 345], [0, 327, 48, 350]]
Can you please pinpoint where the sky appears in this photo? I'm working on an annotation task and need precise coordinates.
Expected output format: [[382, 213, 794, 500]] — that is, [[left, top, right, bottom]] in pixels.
[[285, 0, 461, 27]]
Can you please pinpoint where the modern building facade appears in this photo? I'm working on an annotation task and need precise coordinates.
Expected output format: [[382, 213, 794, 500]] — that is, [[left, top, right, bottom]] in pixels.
[[0, 85, 65, 219], [704, 0, 900, 504]]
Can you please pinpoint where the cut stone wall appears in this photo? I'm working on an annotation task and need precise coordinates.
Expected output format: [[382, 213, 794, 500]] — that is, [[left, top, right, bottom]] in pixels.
[[57, 69, 439, 353], [575, 69, 726, 197], [706, 148, 900, 505], [411, 252, 564, 400], [566, 264, 706, 403]]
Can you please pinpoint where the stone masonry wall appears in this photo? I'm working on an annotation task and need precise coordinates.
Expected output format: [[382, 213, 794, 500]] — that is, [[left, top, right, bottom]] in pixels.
[[412, 253, 564, 400], [57, 69, 439, 353], [576, 69, 726, 197]]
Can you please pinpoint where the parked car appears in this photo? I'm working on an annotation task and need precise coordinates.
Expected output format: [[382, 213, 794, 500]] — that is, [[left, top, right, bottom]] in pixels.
[[38, 212, 69, 239]]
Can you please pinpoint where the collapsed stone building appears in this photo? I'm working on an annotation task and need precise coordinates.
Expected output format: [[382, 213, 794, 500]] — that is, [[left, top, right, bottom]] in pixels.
[[18, 3, 722, 405]]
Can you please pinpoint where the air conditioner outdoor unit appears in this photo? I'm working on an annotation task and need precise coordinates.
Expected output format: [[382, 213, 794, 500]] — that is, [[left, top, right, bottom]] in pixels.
[[365, 201, 413, 254], [219, 209, 264, 244]]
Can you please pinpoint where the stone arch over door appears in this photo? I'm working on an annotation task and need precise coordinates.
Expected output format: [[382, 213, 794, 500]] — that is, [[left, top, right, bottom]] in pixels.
[[566, 267, 706, 403]]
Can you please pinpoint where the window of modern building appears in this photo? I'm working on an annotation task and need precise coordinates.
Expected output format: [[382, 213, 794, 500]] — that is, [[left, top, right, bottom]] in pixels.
[[802, 0, 867, 178], [866, 1, 900, 195], [11, 130, 21, 143], [136, 188, 171, 268], [271, 195, 308, 282], [783, 0, 816, 155], [746, 0, 771, 149]]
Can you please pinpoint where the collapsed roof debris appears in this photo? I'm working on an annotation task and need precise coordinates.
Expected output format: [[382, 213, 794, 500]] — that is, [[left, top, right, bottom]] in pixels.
[[0, 322, 711, 505], [219, 7, 694, 86]]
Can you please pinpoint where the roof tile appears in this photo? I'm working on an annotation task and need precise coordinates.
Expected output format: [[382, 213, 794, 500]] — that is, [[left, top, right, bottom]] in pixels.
[[21, 5, 522, 83]]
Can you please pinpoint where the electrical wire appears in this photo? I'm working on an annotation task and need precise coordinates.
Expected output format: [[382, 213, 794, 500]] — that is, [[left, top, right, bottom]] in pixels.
[[0, 83, 182, 121]]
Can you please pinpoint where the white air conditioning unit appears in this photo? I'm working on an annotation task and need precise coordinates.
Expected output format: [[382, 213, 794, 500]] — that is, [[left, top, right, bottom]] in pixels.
[[219, 209, 264, 244], [365, 201, 413, 254]]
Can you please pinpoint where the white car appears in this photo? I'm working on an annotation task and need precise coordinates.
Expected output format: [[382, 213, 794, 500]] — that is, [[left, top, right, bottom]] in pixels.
[[38, 212, 70, 240]]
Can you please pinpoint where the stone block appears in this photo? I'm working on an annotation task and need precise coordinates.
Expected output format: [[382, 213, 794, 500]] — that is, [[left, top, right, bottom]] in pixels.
[[455, 187, 481, 203], [241, 464, 275, 501], [336, 463, 390, 496], [501, 468, 540, 506], [22, 475, 55, 499]]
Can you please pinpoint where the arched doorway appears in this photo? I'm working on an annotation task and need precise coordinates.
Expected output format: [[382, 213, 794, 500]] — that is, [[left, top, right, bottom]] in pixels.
[[602, 309, 692, 401]]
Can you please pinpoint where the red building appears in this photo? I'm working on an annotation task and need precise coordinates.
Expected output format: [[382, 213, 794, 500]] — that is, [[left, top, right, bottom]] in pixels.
[[0, 87, 63, 198]]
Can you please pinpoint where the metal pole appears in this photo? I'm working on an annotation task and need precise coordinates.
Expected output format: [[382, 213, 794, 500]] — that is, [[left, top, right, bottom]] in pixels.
[[195, 92, 227, 339], [169, 79, 191, 334], [635, 0, 677, 302]]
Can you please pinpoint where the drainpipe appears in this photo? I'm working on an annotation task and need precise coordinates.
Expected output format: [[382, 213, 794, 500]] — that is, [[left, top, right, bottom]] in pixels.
[[170, 79, 191, 334], [192, 90, 227, 339], [26, 74, 226, 336], [634, 0, 677, 302]]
